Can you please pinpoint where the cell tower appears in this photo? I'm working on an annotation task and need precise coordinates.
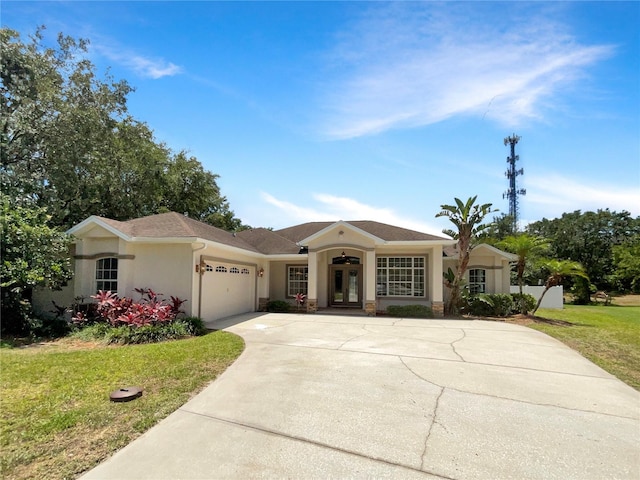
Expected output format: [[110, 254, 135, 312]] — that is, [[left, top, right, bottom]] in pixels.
[[503, 133, 526, 232]]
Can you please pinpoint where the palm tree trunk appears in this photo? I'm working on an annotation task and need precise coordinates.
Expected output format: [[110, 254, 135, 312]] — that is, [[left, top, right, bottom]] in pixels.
[[532, 286, 550, 315]]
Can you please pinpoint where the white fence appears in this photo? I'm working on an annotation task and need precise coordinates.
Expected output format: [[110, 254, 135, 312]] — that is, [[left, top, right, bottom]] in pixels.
[[510, 285, 563, 310]]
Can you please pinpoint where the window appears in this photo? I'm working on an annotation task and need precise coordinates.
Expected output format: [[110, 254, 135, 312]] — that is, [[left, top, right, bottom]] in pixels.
[[469, 269, 486, 294], [377, 257, 425, 297], [230, 267, 240, 274], [215, 266, 227, 273], [96, 257, 118, 293], [205, 264, 214, 272], [241, 268, 250, 275], [287, 266, 308, 297]]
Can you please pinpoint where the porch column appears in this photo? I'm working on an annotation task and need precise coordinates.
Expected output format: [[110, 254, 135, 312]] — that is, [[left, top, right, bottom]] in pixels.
[[365, 250, 376, 316], [307, 251, 318, 313], [431, 245, 444, 317]]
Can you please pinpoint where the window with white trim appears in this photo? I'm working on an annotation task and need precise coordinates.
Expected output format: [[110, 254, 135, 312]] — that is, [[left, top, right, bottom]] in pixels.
[[96, 257, 118, 293], [287, 266, 308, 297], [376, 257, 425, 297], [469, 269, 486, 294]]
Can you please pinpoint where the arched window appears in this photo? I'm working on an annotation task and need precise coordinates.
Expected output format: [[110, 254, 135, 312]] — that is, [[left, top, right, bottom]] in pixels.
[[96, 257, 118, 293]]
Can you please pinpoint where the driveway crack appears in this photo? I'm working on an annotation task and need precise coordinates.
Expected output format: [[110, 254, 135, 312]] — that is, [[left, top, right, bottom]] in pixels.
[[421, 387, 445, 471], [450, 329, 466, 362], [336, 325, 370, 350]]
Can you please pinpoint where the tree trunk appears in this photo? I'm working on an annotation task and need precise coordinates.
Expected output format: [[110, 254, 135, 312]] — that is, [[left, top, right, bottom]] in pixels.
[[532, 286, 550, 314]]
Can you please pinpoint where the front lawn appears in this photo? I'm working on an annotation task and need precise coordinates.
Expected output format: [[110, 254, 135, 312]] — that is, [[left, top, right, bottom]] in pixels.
[[0, 331, 244, 480], [529, 304, 640, 390]]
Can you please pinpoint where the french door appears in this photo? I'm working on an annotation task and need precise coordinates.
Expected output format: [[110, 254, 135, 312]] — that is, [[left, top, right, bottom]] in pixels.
[[329, 265, 362, 308]]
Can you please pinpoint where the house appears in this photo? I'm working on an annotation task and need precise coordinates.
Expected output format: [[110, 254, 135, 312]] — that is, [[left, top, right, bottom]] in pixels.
[[34, 212, 516, 320]]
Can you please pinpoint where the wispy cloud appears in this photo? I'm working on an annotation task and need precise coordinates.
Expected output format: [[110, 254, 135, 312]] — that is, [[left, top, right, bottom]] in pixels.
[[526, 174, 640, 218], [261, 192, 445, 236], [319, 3, 613, 139], [94, 44, 182, 79]]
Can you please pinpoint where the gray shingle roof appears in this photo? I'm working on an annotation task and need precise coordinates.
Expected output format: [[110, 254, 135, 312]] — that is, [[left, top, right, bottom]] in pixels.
[[90, 214, 448, 255], [96, 212, 261, 253], [274, 221, 448, 242]]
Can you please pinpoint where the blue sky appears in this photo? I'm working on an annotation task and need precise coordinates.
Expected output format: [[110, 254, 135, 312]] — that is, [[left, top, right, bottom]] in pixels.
[[4, 1, 639, 234]]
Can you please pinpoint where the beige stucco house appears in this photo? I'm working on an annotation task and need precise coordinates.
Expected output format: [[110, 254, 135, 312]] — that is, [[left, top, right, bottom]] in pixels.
[[35, 212, 516, 320]]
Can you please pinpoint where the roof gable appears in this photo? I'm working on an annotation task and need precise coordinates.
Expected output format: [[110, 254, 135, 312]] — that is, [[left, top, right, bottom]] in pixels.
[[274, 220, 449, 244]]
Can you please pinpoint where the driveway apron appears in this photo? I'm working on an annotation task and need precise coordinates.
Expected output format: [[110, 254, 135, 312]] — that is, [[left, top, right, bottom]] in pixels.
[[82, 313, 640, 479]]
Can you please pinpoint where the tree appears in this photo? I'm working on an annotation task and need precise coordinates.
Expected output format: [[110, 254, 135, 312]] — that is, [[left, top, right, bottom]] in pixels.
[[0, 194, 73, 333], [160, 152, 249, 231], [610, 237, 640, 293], [1, 27, 246, 231], [498, 234, 549, 314], [527, 209, 640, 298], [478, 213, 516, 243], [436, 196, 496, 315], [532, 259, 588, 315]]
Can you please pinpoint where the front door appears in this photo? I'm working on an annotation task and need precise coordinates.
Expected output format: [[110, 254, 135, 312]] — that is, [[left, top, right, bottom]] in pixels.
[[330, 265, 362, 308]]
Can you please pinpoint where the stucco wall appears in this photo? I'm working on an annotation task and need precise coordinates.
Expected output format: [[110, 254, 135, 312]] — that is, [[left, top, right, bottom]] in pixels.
[[128, 243, 193, 305], [510, 286, 564, 309]]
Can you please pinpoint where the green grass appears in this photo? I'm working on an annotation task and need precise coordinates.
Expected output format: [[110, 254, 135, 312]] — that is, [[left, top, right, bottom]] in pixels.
[[0, 331, 244, 480], [532, 305, 640, 390]]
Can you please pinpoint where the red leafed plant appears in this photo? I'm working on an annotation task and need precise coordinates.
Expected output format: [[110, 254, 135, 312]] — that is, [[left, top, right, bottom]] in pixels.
[[73, 288, 187, 327]]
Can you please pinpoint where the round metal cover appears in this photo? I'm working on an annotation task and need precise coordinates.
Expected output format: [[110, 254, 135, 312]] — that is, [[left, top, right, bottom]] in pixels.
[[110, 386, 143, 402]]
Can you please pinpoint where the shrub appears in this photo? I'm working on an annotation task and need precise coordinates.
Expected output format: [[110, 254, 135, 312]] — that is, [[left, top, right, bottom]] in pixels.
[[510, 293, 537, 314], [266, 300, 291, 313], [466, 293, 514, 317], [72, 288, 186, 327], [386, 305, 433, 318], [71, 317, 206, 345]]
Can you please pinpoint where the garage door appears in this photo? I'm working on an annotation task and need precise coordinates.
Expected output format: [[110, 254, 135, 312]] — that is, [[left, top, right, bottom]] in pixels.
[[201, 261, 256, 322]]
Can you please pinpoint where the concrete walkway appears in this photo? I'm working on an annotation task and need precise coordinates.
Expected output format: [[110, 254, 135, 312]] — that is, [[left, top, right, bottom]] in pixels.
[[82, 313, 640, 479]]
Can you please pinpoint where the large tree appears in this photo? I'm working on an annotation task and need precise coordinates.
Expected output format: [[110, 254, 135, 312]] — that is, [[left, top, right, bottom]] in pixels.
[[1, 194, 73, 333], [527, 209, 640, 299], [1, 27, 245, 230], [436, 196, 496, 315]]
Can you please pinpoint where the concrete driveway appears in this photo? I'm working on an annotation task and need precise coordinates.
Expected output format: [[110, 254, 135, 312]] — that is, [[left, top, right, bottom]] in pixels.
[[83, 313, 639, 479]]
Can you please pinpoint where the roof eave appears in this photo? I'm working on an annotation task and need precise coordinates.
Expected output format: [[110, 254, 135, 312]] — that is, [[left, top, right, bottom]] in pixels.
[[67, 216, 132, 241]]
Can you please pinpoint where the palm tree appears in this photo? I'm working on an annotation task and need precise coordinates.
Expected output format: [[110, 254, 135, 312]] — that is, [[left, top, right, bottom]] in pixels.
[[498, 234, 549, 314], [436, 196, 495, 315], [532, 259, 589, 315]]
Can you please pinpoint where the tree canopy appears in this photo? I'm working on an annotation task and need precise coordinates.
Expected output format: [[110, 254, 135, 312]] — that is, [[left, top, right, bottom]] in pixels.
[[1, 27, 246, 231], [526, 209, 640, 298]]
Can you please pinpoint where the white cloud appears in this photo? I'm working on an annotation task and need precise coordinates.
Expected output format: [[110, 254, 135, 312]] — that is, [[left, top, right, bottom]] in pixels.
[[319, 3, 613, 139], [94, 44, 182, 79], [261, 192, 446, 236], [526, 174, 640, 218]]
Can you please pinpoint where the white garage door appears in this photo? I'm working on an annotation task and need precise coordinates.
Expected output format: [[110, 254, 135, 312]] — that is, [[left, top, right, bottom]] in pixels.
[[201, 262, 256, 322]]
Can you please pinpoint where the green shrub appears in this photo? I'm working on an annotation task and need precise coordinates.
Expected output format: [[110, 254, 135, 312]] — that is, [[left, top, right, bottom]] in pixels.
[[386, 305, 433, 318], [266, 300, 290, 313], [71, 318, 205, 345], [510, 293, 537, 314], [467, 294, 514, 317]]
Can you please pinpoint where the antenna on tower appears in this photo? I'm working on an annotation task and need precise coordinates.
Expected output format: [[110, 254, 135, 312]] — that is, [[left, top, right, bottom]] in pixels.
[[503, 133, 526, 232]]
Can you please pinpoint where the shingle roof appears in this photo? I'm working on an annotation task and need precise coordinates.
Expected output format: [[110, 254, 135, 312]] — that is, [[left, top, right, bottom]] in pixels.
[[88, 214, 449, 255], [235, 228, 300, 255], [95, 212, 261, 253], [274, 221, 448, 242]]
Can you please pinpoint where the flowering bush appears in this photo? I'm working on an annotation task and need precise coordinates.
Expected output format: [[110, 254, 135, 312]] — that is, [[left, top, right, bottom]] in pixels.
[[73, 288, 187, 327], [295, 293, 306, 311]]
